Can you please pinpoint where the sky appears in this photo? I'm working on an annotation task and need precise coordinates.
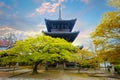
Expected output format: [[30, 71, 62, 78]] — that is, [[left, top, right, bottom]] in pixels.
[[0, 0, 116, 47]]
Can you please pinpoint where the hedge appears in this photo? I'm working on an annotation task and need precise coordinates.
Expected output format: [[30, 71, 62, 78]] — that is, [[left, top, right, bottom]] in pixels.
[[114, 65, 120, 74]]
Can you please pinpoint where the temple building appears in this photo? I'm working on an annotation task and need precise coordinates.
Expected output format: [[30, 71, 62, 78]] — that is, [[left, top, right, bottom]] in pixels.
[[43, 5, 80, 69], [43, 5, 79, 42], [0, 33, 16, 50], [0, 40, 11, 50]]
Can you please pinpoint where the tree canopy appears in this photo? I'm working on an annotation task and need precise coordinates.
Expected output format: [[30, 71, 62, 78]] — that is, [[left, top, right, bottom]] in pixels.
[[107, 0, 120, 10], [0, 35, 76, 74], [91, 0, 120, 64]]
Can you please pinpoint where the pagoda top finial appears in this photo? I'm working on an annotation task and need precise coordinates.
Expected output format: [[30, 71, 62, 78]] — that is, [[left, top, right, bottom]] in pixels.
[[58, 4, 62, 20]]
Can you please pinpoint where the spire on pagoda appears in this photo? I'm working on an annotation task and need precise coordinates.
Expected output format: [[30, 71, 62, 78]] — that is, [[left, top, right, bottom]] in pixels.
[[58, 4, 62, 20]]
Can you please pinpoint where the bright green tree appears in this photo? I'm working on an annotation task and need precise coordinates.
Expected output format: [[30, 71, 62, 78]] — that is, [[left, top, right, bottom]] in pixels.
[[3, 36, 76, 74]]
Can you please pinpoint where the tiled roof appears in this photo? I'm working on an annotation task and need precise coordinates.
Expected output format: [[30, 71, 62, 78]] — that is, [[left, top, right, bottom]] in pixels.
[[45, 19, 77, 32], [44, 31, 79, 42], [0, 40, 11, 47]]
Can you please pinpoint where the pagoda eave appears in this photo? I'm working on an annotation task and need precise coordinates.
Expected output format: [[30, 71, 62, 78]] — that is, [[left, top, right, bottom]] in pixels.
[[45, 19, 77, 32], [43, 31, 79, 42]]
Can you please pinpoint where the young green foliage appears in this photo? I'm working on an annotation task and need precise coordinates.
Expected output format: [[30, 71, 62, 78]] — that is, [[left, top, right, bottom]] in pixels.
[[3, 36, 76, 74]]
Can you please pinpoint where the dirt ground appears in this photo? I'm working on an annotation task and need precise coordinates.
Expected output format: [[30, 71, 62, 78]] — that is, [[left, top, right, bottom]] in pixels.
[[0, 70, 120, 80], [0, 71, 10, 78]]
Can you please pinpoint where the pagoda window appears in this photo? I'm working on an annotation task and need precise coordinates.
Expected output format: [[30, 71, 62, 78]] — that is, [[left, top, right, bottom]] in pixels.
[[52, 24, 56, 29], [57, 25, 60, 29], [61, 25, 64, 29], [65, 25, 69, 29]]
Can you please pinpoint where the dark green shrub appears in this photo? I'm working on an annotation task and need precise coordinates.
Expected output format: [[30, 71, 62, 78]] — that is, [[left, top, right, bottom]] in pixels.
[[114, 65, 120, 74], [107, 66, 111, 72]]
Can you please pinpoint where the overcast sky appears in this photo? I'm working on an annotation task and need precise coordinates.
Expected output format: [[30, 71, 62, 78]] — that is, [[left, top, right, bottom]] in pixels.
[[0, 0, 116, 47]]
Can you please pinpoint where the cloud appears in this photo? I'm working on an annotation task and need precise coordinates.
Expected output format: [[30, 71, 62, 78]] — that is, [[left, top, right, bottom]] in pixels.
[[0, 2, 4, 7], [73, 20, 84, 31], [35, 0, 65, 15], [0, 2, 12, 9], [32, 0, 41, 3], [36, 24, 46, 31], [28, 0, 65, 17], [32, 0, 46, 3], [0, 11, 3, 15], [73, 28, 93, 46], [78, 29, 91, 39], [0, 2, 34, 32], [80, 0, 91, 4], [0, 26, 43, 40], [0, 10, 40, 31]]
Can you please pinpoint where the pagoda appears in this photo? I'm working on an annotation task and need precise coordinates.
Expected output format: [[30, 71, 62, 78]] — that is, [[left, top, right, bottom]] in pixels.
[[43, 5, 79, 42]]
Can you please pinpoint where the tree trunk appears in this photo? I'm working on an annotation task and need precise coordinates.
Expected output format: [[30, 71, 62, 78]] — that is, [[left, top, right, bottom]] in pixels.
[[63, 62, 66, 69], [104, 61, 107, 70], [45, 62, 48, 71], [78, 67, 80, 73], [56, 62, 59, 68], [8, 62, 11, 69], [32, 62, 40, 74], [78, 64, 80, 73]]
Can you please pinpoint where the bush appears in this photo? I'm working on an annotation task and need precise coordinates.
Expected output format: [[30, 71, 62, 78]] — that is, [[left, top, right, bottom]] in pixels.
[[114, 65, 120, 74]]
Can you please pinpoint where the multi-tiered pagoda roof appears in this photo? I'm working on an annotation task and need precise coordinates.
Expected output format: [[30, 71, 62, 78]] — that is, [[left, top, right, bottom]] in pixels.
[[44, 19, 79, 42], [43, 5, 79, 42], [45, 19, 76, 32]]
